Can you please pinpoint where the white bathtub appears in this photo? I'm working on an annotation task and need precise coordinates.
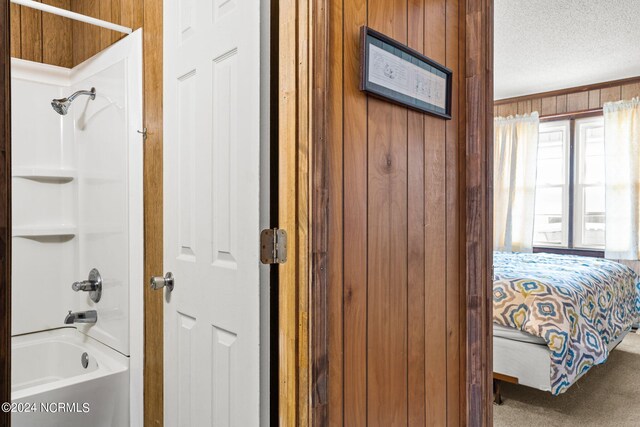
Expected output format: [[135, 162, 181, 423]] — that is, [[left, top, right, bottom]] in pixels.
[[11, 328, 129, 427]]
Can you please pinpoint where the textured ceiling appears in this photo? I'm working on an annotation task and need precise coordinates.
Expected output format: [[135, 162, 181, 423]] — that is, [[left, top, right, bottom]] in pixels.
[[494, 0, 640, 100]]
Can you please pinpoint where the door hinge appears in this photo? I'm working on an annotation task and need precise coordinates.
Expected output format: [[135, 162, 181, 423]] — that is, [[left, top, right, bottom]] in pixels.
[[260, 228, 287, 264]]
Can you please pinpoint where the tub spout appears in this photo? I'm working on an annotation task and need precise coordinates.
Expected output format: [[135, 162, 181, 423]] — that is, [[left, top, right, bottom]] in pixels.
[[64, 310, 97, 324]]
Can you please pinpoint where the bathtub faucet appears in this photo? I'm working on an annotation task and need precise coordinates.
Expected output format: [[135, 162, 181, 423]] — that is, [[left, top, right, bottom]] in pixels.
[[64, 310, 97, 324]]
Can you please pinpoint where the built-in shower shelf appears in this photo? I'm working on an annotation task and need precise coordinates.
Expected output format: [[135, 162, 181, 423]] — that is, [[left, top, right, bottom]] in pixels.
[[12, 225, 77, 237], [12, 167, 77, 182]]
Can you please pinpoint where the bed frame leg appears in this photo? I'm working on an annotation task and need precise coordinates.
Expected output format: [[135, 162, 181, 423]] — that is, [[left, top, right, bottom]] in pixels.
[[493, 380, 503, 405]]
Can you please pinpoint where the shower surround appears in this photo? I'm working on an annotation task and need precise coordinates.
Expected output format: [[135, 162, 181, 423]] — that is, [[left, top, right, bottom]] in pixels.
[[10, 30, 143, 426]]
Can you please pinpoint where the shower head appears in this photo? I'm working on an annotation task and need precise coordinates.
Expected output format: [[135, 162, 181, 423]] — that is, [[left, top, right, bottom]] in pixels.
[[51, 87, 96, 115]]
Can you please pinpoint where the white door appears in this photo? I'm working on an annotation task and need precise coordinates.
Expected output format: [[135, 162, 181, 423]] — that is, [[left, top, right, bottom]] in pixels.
[[162, 0, 263, 424]]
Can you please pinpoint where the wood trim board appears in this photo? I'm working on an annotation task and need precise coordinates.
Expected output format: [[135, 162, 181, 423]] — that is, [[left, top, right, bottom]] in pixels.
[[465, 0, 494, 424], [1, 0, 12, 424], [493, 372, 519, 384], [278, 0, 312, 423], [311, 0, 329, 423], [141, 0, 163, 426]]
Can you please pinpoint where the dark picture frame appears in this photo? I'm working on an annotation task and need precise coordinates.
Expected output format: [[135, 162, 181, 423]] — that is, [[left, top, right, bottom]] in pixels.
[[360, 26, 453, 120]]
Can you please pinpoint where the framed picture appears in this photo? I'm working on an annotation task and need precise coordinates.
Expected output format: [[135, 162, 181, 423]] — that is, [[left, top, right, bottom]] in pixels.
[[360, 26, 453, 120]]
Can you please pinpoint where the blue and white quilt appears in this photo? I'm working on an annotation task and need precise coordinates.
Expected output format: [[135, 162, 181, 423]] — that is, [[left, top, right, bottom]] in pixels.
[[493, 251, 640, 395]]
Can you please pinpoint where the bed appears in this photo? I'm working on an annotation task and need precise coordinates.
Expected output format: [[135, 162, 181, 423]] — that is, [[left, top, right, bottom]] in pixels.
[[492, 251, 640, 396]]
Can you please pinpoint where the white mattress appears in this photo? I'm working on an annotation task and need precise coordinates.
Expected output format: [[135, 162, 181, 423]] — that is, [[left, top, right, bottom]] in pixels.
[[493, 323, 546, 345], [494, 326, 632, 392]]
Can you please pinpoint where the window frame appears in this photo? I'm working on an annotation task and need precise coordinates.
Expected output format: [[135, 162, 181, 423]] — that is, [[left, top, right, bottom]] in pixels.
[[534, 111, 605, 257], [533, 120, 571, 248], [573, 115, 606, 250]]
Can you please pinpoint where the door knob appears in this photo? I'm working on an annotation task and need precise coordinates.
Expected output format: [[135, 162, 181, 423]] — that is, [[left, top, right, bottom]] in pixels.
[[150, 272, 174, 292]]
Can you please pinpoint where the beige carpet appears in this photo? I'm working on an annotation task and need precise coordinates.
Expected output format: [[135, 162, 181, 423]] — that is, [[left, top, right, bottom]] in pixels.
[[494, 331, 640, 427]]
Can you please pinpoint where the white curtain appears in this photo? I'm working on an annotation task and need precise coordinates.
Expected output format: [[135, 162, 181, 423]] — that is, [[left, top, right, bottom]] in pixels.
[[604, 98, 640, 260], [494, 113, 540, 252]]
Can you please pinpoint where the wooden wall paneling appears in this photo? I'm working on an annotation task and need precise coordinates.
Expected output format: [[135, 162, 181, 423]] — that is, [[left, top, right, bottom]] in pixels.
[[457, 1, 468, 422], [517, 100, 531, 115], [312, 0, 328, 426], [342, 0, 367, 423], [110, 0, 122, 46], [328, 0, 346, 427], [311, 0, 328, 421], [320, 0, 488, 424], [423, 0, 447, 425], [327, 0, 344, 422], [10, 3, 20, 57], [445, 0, 462, 423], [121, 0, 144, 33], [20, 0, 42, 62], [622, 82, 640, 100], [600, 86, 622, 106], [68, 0, 143, 67], [142, 0, 163, 425], [566, 91, 588, 112], [98, 0, 113, 52], [556, 94, 567, 114], [41, 0, 72, 68], [367, 0, 409, 423], [485, 1, 495, 422], [71, 0, 99, 65], [297, 0, 310, 422], [0, 0, 11, 424], [495, 76, 640, 105], [10, 0, 72, 67], [406, 0, 425, 424], [465, 0, 493, 423], [494, 80, 640, 119], [496, 102, 516, 117], [495, 78, 640, 116], [588, 89, 600, 109], [531, 98, 542, 115], [541, 96, 556, 116]]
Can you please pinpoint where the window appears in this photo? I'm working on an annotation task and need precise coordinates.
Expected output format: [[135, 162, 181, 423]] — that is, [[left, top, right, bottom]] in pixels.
[[533, 115, 605, 250]]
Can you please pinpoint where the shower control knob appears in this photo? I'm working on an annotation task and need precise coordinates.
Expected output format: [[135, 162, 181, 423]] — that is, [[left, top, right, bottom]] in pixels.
[[150, 272, 174, 292], [72, 268, 102, 303]]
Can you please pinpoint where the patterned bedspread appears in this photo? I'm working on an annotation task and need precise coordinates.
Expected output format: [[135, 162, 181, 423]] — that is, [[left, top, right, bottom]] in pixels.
[[493, 251, 640, 395]]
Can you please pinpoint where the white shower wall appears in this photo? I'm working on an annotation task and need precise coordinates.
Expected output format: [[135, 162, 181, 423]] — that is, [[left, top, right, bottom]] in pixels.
[[12, 65, 78, 341], [11, 31, 143, 360]]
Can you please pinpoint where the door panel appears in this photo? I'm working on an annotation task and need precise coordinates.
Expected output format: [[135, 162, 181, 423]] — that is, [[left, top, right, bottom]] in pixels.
[[163, 0, 262, 424]]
